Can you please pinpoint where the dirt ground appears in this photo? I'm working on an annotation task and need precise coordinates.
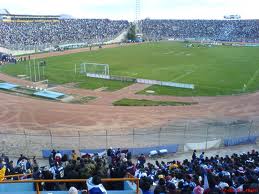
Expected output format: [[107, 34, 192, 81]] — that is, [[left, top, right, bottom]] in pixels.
[[1, 44, 259, 133], [1, 71, 259, 134]]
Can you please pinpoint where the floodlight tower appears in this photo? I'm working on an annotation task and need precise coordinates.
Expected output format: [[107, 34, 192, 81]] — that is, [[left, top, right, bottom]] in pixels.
[[135, 0, 142, 35]]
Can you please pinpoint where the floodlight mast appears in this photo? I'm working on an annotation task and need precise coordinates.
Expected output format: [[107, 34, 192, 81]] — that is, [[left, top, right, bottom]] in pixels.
[[135, 0, 142, 35]]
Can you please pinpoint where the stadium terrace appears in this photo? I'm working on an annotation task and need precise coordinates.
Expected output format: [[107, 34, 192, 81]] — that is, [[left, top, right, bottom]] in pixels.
[[0, 18, 258, 50], [0, 4, 259, 194], [0, 149, 259, 193]]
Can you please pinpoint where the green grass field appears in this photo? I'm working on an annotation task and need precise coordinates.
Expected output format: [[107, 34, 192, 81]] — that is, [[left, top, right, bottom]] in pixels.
[[113, 98, 197, 106], [1, 41, 259, 96]]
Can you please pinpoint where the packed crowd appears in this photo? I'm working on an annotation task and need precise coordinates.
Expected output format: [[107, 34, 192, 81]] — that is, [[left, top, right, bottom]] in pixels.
[[1, 149, 259, 193], [1, 19, 259, 50], [0, 19, 129, 49], [0, 154, 36, 180], [142, 19, 259, 42], [137, 150, 259, 194], [0, 52, 16, 64]]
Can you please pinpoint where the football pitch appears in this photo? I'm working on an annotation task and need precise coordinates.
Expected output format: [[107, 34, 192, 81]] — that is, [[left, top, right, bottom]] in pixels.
[[1, 41, 259, 96]]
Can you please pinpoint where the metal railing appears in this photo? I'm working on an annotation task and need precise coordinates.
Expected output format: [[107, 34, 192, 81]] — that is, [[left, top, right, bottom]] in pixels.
[[4, 173, 32, 180]]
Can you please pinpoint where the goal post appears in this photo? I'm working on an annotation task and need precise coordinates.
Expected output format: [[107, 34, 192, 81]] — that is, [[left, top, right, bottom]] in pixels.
[[77, 62, 110, 76]]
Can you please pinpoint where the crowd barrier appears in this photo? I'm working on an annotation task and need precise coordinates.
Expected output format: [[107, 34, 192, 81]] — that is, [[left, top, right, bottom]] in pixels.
[[224, 136, 257, 147], [128, 144, 179, 156], [86, 73, 111, 80], [42, 150, 72, 158], [42, 136, 258, 158], [42, 144, 179, 158], [85, 73, 195, 89], [0, 182, 34, 193], [4, 173, 32, 180], [184, 139, 221, 152], [136, 79, 195, 89], [110, 75, 137, 82], [0, 178, 139, 194]]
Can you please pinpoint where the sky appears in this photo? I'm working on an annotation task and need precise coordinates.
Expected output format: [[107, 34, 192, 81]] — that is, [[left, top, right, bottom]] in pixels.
[[0, 0, 259, 20]]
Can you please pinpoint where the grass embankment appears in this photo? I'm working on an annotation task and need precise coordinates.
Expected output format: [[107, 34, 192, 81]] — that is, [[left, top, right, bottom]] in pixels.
[[113, 98, 197, 106]]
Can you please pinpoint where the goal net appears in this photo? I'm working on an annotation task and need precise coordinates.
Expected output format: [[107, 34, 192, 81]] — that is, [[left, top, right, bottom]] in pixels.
[[79, 62, 110, 76]]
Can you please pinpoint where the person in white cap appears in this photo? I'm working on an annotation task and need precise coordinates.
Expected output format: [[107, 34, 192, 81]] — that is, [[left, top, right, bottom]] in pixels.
[[68, 187, 78, 194]]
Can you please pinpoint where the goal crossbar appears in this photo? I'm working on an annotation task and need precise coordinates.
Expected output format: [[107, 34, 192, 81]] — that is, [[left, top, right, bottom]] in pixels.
[[78, 62, 110, 76]]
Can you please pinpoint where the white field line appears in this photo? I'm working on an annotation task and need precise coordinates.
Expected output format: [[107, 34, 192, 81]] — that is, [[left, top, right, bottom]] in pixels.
[[245, 67, 259, 89], [163, 51, 175, 55], [171, 70, 195, 82]]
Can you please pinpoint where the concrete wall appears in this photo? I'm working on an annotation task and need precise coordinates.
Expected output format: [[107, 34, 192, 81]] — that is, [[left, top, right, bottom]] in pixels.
[[0, 181, 138, 194]]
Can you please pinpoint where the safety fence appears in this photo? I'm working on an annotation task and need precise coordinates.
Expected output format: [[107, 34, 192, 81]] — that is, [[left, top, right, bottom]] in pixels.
[[136, 78, 194, 89], [85, 73, 195, 89], [0, 119, 258, 158]]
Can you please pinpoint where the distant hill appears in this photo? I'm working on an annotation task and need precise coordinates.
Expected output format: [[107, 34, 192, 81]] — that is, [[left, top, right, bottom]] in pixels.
[[0, 9, 10, 15]]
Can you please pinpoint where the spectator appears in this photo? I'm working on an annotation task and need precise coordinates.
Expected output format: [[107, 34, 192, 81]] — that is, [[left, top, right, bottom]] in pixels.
[[51, 150, 57, 159], [49, 153, 55, 167], [0, 19, 129, 50], [0, 154, 9, 164], [55, 151, 62, 164], [166, 182, 176, 194], [137, 154, 146, 168], [193, 185, 204, 194], [87, 175, 107, 194], [42, 169, 55, 191], [154, 178, 167, 194], [200, 152, 205, 160], [17, 154, 28, 165], [0, 160, 6, 181], [6, 160, 15, 176], [192, 150, 197, 161], [68, 187, 78, 194], [140, 174, 153, 194], [72, 150, 78, 161], [142, 19, 259, 42], [0, 148, 258, 193]]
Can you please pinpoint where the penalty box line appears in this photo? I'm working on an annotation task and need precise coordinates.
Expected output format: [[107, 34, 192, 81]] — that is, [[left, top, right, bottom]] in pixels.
[[171, 70, 195, 82], [245, 67, 259, 89]]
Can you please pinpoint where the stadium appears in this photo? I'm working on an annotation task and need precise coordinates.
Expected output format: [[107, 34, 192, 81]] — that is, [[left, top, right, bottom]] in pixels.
[[0, 1, 259, 194]]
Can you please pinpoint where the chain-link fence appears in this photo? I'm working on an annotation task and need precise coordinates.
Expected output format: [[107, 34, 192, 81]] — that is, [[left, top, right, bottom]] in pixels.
[[1, 119, 258, 157]]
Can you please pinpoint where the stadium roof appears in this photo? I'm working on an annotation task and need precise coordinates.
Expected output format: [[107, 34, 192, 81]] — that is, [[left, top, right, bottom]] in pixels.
[[0, 13, 60, 17], [0, 9, 60, 17], [0, 9, 10, 14]]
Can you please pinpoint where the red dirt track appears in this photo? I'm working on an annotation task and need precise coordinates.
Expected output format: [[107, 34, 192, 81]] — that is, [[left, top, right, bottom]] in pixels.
[[0, 46, 258, 133]]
